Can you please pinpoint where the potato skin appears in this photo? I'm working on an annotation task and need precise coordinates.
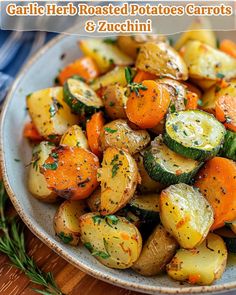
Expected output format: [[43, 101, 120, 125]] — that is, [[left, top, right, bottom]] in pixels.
[[167, 233, 227, 285], [100, 119, 150, 155], [117, 35, 167, 59], [80, 212, 142, 269], [86, 188, 101, 212], [132, 225, 178, 276], [103, 84, 127, 120], [28, 141, 58, 203], [54, 199, 88, 246], [136, 42, 188, 81], [98, 147, 139, 215]]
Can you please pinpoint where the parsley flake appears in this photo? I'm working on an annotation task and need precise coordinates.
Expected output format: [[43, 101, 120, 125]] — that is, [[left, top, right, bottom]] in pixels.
[[104, 127, 117, 134], [57, 232, 73, 244]]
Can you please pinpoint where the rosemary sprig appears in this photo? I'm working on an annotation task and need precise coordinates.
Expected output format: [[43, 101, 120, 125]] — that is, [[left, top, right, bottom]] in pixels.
[[0, 182, 64, 295], [125, 67, 147, 96]]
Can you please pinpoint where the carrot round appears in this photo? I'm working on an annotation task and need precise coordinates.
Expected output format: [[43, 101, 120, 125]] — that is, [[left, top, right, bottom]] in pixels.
[[215, 95, 236, 132], [42, 146, 100, 200], [133, 70, 156, 83], [220, 39, 236, 58], [86, 112, 105, 158], [185, 91, 198, 110], [126, 80, 171, 129], [195, 157, 236, 230], [58, 57, 99, 85], [23, 122, 43, 142]]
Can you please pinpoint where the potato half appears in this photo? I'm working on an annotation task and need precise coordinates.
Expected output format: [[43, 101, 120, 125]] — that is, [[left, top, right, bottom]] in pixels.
[[80, 212, 142, 268], [54, 199, 88, 246]]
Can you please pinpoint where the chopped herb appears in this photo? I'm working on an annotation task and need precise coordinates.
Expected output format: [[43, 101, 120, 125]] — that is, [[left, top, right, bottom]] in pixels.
[[84, 242, 93, 252], [109, 58, 114, 65], [85, 90, 92, 98], [97, 172, 101, 178], [32, 153, 40, 171], [92, 215, 102, 225], [111, 154, 119, 165], [184, 98, 188, 106], [105, 215, 119, 227], [103, 38, 117, 44], [109, 101, 115, 107], [125, 67, 147, 95], [172, 124, 178, 132], [42, 162, 58, 170], [76, 141, 80, 147], [104, 127, 117, 134], [125, 67, 132, 84], [170, 104, 176, 113], [57, 232, 73, 244], [183, 130, 188, 136], [194, 140, 199, 145], [225, 115, 232, 123], [91, 250, 110, 259], [197, 99, 203, 106], [14, 158, 20, 162], [216, 38, 220, 49], [168, 37, 174, 46], [215, 85, 221, 93], [216, 73, 225, 79], [51, 152, 58, 159], [48, 134, 57, 140], [71, 75, 85, 82], [49, 97, 63, 118], [112, 163, 119, 178]]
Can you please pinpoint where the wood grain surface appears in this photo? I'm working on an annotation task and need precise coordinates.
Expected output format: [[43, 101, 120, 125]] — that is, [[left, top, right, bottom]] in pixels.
[[0, 207, 141, 295]]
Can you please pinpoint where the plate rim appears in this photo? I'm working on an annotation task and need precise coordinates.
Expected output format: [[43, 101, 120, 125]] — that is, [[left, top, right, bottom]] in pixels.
[[0, 32, 236, 295]]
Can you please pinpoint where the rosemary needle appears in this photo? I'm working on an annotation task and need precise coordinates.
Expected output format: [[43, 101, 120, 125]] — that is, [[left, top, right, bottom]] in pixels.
[[0, 182, 64, 295]]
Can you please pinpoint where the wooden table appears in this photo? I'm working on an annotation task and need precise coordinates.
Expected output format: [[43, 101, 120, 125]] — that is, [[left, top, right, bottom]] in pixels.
[[0, 209, 141, 295]]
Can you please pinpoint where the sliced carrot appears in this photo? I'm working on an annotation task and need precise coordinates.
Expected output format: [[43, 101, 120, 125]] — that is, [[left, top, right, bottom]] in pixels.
[[188, 274, 201, 285], [185, 91, 198, 110], [133, 70, 157, 83], [182, 81, 202, 98], [23, 122, 43, 141], [220, 39, 236, 58], [42, 146, 99, 200], [86, 112, 105, 158], [126, 80, 171, 129], [195, 157, 236, 230], [58, 57, 99, 85], [215, 95, 236, 132]]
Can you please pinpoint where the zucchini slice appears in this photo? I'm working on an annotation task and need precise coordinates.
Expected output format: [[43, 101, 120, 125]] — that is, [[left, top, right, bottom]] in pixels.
[[63, 78, 103, 115], [164, 110, 226, 161], [215, 227, 236, 253], [144, 136, 202, 185], [128, 194, 160, 223], [220, 130, 236, 161]]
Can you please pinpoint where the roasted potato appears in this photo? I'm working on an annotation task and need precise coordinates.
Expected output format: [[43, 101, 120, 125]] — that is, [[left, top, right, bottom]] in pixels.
[[159, 183, 214, 249], [54, 199, 88, 246], [136, 42, 188, 80], [182, 40, 236, 81], [79, 39, 133, 73], [134, 153, 164, 193], [26, 87, 78, 140], [28, 141, 58, 203], [167, 233, 227, 285], [98, 147, 139, 215], [90, 66, 128, 91], [86, 188, 101, 212], [60, 125, 89, 149], [80, 213, 142, 269], [191, 78, 216, 91], [132, 225, 178, 276], [100, 120, 150, 155], [117, 34, 167, 59], [103, 84, 127, 120], [174, 17, 216, 50], [202, 80, 236, 114]]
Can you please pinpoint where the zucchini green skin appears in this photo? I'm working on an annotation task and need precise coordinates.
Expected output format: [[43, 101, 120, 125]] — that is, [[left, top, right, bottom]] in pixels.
[[220, 130, 236, 161], [63, 78, 103, 116], [128, 196, 160, 223], [163, 110, 226, 161]]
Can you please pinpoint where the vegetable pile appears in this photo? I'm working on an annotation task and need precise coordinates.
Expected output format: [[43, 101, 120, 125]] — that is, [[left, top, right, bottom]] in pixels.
[[24, 19, 236, 286]]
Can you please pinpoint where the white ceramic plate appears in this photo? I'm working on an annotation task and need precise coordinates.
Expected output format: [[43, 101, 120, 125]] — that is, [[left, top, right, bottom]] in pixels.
[[1, 32, 236, 295]]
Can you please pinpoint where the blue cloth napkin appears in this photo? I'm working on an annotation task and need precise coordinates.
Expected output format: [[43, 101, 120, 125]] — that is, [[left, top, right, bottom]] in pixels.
[[0, 30, 56, 102]]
